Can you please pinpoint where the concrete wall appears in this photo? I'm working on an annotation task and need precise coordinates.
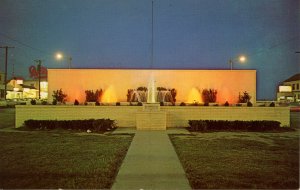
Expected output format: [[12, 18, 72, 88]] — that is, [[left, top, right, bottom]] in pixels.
[[16, 105, 290, 128], [48, 69, 256, 104]]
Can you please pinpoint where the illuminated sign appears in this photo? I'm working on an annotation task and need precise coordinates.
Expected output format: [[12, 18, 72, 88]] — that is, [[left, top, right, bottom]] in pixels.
[[279, 86, 292, 92], [16, 80, 23, 84], [29, 65, 47, 79]]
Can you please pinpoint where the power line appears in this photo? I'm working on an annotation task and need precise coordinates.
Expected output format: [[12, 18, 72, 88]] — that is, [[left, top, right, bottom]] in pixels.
[[0, 32, 48, 55]]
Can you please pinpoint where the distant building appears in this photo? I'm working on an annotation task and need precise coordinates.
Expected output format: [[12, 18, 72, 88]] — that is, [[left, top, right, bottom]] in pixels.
[[5, 77, 48, 100], [277, 73, 300, 102]]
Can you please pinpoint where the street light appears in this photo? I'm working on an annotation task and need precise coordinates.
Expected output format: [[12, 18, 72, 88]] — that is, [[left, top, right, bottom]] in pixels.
[[55, 52, 72, 69], [228, 55, 247, 70], [34, 59, 42, 99]]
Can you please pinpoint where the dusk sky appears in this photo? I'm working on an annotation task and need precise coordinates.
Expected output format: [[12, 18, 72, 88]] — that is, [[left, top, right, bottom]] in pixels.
[[0, 0, 299, 100]]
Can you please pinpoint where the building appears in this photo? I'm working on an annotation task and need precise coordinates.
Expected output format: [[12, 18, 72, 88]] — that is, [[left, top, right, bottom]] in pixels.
[[48, 69, 257, 104], [5, 77, 48, 100], [277, 73, 300, 102]]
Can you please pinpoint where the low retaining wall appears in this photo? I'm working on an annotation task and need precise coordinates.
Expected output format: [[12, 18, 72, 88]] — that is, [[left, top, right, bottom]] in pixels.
[[15, 105, 290, 128]]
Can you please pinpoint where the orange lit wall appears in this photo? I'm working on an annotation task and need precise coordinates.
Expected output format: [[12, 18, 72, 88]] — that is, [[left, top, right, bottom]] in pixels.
[[48, 69, 256, 103]]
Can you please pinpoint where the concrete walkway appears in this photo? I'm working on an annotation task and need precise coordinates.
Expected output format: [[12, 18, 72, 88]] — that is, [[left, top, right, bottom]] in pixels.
[[112, 129, 191, 190]]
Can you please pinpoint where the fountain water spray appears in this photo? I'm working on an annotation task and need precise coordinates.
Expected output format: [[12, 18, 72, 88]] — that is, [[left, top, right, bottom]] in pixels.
[[147, 74, 156, 103]]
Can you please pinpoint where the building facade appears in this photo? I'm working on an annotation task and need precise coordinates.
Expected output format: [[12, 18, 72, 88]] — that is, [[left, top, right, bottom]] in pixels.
[[277, 73, 300, 102], [5, 78, 48, 100]]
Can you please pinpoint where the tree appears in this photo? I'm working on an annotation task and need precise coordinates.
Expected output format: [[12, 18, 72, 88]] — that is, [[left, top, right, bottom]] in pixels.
[[202, 89, 217, 103], [85, 89, 103, 102], [52, 89, 67, 104], [238, 91, 251, 103]]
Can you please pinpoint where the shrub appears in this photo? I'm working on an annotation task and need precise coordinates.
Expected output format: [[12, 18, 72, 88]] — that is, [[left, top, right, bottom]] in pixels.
[[85, 89, 103, 102], [30, 99, 36, 105], [238, 91, 251, 103], [157, 87, 167, 91], [95, 101, 100, 106], [41, 100, 47, 105], [224, 101, 229, 106], [247, 101, 253, 107], [24, 119, 116, 132], [188, 120, 282, 132], [180, 102, 186, 106], [52, 89, 67, 104], [188, 120, 207, 131], [202, 88, 217, 103], [137, 102, 143, 106], [74, 99, 79, 105], [270, 102, 275, 107], [116, 102, 121, 106], [160, 102, 164, 106], [52, 99, 57, 105], [170, 88, 177, 103], [137, 86, 147, 91], [204, 102, 209, 106]]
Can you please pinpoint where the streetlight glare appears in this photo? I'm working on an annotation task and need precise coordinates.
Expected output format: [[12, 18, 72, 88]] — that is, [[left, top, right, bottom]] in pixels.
[[54, 51, 72, 69], [55, 53, 63, 60], [239, 55, 246, 63]]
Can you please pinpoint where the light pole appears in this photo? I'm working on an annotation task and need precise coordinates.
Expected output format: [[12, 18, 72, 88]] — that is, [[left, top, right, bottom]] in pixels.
[[228, 55, 246, 70], [34, 59, 42, 99], [55, 52, 72, 69]]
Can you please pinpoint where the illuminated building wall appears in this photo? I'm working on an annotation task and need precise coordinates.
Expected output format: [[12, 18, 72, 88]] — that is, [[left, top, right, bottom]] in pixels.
[[48, 69, 256, 103]]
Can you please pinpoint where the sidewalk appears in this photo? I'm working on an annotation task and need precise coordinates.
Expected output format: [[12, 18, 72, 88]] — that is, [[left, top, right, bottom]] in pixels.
[[112, 129, 191, 190]]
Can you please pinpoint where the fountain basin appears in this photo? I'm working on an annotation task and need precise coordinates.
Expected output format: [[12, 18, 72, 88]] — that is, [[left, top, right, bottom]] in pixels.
[[136, 103, 166, 130]]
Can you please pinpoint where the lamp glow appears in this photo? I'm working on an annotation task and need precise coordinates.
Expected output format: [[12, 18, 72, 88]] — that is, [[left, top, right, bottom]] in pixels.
[[55, 53, 63, 60], [239, 55, 246, 63]]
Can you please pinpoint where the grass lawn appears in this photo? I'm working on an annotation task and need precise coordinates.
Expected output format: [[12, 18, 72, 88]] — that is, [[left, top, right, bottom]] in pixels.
[[170, 131, 299, 189], [0, 131, 133, 189], [0, 108, 15, 129]]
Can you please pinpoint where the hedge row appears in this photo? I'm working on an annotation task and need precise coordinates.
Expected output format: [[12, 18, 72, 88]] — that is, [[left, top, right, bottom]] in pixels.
[[188, 120, 284, 132], [24, 119, 116, 132]]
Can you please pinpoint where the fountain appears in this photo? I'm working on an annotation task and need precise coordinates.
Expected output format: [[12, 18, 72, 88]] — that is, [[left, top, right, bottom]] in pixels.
[[147, 75, 156, 103], [136, 74, 166, 130]]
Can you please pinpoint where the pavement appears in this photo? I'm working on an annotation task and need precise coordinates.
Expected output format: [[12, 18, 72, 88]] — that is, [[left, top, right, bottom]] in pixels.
[[112, 128, 191, 190]]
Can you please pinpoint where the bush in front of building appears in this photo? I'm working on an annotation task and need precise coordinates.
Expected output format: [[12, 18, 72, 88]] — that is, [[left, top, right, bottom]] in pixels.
[[30, 99, 36, 105], [52, 89, 67, 104], [85, 89, 103, 102], [270, 102, 275, 107], [180, 102, 186, 106], [224, 101, 229, 106], [247, 101, 253, 107], [24, 119, 116, 132], [202, 88, 217, 103], [74, 99, 79, 105], [188, 120, 289, 132], [238, 91, 252, 103]]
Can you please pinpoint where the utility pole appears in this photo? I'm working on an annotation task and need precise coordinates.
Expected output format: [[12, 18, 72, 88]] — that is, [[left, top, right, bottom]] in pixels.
[[0, 46, 14, 100], [151, 0, 154, 69], [35, 59, 42, 99]]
